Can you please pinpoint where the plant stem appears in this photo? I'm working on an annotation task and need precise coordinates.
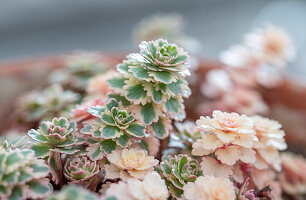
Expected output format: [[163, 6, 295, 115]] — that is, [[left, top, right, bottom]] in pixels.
[[88, 171, 105, 192], [255, 185, 272, 200], [54, 150, 65, 187], [157, 135, 169, 160]]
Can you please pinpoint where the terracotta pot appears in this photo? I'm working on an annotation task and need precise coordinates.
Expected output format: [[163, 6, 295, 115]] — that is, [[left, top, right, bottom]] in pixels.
[[0, 53, 305, 153]]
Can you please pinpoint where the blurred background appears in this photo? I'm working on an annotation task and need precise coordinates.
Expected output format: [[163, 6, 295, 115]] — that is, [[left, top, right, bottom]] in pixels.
[[1, 0, 306, 77]]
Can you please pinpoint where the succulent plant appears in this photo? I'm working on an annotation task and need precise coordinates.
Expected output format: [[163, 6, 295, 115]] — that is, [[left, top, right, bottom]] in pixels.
[[139, 39, 190, 70], [104, 148, 159, 181], [49, 53, 109, 92], [160, 154, 201, 198], [133, 13, 201, 54], [0, 142, 52, 200], [48, 185, 99, 200], [107, 39, 191, 138], [16, 84, 80, 123], [64, 156, 100, 186], [27, 117, 83, 185], [27, 117, 80, 158], [133, 13, 185, 43], [0, 130, 30, 149], [81, 98, 146, 161]]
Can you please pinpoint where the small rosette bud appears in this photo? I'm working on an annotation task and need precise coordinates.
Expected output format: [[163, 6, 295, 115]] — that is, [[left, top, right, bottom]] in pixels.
[[160, 154, 201, 198], [140, 39, 189, 71], [64, 156, 99, 185]]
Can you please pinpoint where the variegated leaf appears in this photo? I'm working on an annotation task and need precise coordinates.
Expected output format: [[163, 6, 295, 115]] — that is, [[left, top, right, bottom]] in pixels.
[[125, 123, 145, 137], [107, 77, 127, 89]]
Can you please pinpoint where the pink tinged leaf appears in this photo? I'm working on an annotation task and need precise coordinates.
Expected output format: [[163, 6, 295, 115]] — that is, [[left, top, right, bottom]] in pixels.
[[48, 154, 59, 184], [71, 170, 88, 180], [56, 148, 79, 155], [47, 133, 66, 142], [31, 143, 51, 158], [27, 129, 48, 143], [68, 165, 79, 172]]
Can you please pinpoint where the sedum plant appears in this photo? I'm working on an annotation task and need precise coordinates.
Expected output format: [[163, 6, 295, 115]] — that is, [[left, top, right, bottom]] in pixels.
[[104, 148, 159, 181], [81, 98, 146, 161], [27, 117, 82, 185], [160, 154, 201, 198], [27, 117, 80, 158], [48, 185, 99, 200], [0, 130, 30, 149], [133, 13, 201, 54], [16, 84, 80, 123], [0, 142, 52, 200], [107, 39, 191, 138], [49, 53, 109, 92], [64, 156, 100, 188], [133, 13, 185, 44]]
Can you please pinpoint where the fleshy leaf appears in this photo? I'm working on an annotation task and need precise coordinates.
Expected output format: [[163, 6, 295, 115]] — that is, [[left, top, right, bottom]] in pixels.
[[87, 144, 104, 161], [138, 140, 149, 152], [48, 153, 59, 184], [117, 63, 130, 74], [151, 88, 163, 103], [101, 125, 121, 139], [28, 130, 48, 142], [88, 106, 105, 117], [168, 80, 183, 95], [31, 143, 51, 158], [0, 185, 8, 196], [161, 162, 171, 175], [29, 163, 49, 177], [116, 134, 131, 147], [27, 180, 52, 197], [2, 171, 18, 184], [5, 151, 22, 168], [80, 125, 92, 134], [165, 97, 181, 113], [105, 99, 119, 111], [151, 118, 168, 139], [108, 94, 130, 106], [173, 55, 188, 64], [67, 121, 77, 133], [151, 71, 174, 84], [57, 139, 76, 147], [53, 117, 68, 128], [129, 67, 150, 81], [57, 148, 79, 155], [18, 170, 32, 183], [126, 84, 147, 102], [9, 186, 24, 200], [126, 123, 145, 137], [40, 122, 49, 135], [101, 114, 116, 125], [140, 103, 156, 125], [100, 140, 116, 154], [125, 123, 145, 137], [107, 77, 127, 89]]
